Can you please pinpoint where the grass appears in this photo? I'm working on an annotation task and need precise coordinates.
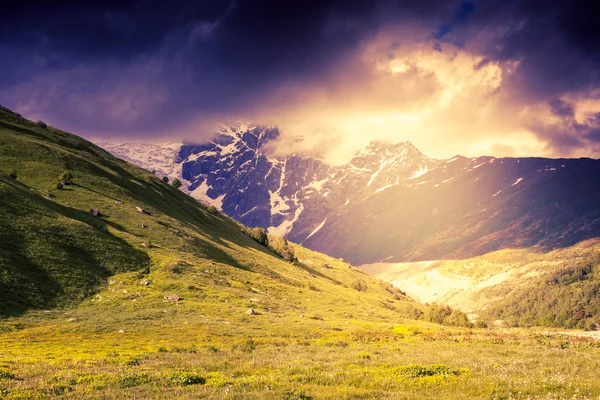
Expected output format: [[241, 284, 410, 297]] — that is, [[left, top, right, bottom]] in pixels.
[[2, 108, 600, 398]]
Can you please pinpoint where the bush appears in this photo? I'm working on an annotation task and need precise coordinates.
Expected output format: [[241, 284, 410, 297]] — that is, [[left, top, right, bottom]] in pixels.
[[405, 304, 424, 320], [170, 372, 206, 386], [36, 120, 47, 129], [443, 309, 473, 328], [268, 235, 295, 261], [250, 227, 269, 246], [171, 178, 182, 189], [426, 303, 473, 327], [8, 170, 17, 180], [162, 176, 169, 183], [56, 181, 64, 190], [59, 170, 73, 184], [351, 279, 368, 292], [207, 205, 218, 215]]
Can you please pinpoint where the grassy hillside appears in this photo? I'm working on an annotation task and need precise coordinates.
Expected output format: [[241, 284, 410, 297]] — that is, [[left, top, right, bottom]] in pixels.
[[3, 108, 600, 399], [363, 239, 600, 330], [0, 107, 417, 320]]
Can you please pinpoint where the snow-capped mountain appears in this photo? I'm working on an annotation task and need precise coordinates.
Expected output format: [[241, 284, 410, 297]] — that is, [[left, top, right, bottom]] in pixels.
[[96, 124, 600, 265]]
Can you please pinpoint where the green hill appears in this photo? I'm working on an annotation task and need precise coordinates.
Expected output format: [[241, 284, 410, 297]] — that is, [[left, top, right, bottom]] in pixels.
[[0, 107, 415, 320]]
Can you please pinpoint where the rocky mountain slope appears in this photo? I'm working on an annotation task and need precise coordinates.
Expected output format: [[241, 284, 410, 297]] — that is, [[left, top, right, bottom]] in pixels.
[[97, 124, 600, 265]]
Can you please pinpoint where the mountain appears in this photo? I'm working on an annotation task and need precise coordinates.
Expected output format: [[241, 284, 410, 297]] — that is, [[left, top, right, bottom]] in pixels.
[[97, 124, 600, 265], [0, 108, 413, 318]]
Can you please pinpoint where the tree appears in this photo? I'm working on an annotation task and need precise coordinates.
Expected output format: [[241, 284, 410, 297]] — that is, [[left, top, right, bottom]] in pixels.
[[171, 178, 182, 189], [250, 227, 269, 246], [207, 205, 218, 215], [36, 120, 47, 129], [9, 170, 17, 180], [268, 235, 296, 262]]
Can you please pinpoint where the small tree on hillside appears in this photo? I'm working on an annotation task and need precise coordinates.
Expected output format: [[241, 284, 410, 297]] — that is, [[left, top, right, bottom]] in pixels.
[[9, 170, 17, 180], [250, 227, 269, 246], [171, 178, 182, 189], [268, 235, 295, 262], [36, 120, 47, 129], [207, 205, 218, 215]]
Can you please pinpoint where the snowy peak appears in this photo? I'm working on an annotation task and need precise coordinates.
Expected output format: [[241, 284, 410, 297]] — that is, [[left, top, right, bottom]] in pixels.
[[216, 123, 279, 151]]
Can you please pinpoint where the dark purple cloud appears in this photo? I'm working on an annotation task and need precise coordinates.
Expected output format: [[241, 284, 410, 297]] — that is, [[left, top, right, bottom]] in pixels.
[[0, 0, 599, 157]]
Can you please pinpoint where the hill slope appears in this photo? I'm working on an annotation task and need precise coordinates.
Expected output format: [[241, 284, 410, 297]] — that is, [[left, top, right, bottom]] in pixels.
[[0, 107, 415, 322]]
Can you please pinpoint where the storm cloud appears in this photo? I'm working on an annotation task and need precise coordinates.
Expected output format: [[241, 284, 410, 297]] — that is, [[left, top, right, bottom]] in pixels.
[[1, 0, 600, 161]]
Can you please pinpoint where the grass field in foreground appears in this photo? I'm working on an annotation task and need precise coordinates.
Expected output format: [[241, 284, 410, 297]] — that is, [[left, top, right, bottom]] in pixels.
[[2, 315, 600, 399]]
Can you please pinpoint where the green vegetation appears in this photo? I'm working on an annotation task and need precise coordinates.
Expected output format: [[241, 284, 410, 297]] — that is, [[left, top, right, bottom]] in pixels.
[[171, 178, 182, 189], [2, 106, 600, 398], [483, 249, 600, 329], [250, 227, 269, 246], [426, 304, 473, 328], [268, 234, 296, 262]]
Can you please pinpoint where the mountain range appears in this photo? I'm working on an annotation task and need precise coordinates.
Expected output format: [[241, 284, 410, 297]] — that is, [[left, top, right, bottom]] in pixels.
[[97, 124, 600, 266]]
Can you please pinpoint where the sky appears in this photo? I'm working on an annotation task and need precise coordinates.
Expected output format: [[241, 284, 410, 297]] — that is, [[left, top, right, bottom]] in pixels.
[[1, 0, 600, 164]]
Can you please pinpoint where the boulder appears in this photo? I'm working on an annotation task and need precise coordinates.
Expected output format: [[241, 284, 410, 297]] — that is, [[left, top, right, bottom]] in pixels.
[[90, 208, 100, 216], [246, 308, 257, 315], [164, 293, 180, 301], [136, 207, 151, 215]]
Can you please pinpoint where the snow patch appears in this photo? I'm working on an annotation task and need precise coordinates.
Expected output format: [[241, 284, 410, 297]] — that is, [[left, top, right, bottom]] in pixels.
[[511, 178, 524, 187], [303, 218, 327, 242], [409, 165, 429, 180], [492, 190, 502, 197], [190, 181, 226, 209]]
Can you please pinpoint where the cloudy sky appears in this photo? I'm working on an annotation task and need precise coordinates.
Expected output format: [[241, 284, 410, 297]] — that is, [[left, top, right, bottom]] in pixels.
[[1, 0, 600, 163]]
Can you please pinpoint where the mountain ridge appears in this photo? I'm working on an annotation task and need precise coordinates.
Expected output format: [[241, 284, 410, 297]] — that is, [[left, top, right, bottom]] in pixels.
[[96, 124, 600, 265]]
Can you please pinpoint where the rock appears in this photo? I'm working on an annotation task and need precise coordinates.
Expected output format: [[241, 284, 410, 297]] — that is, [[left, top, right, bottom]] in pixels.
[[118, 329, 125, 334], [141, 224, 147, 229], [115, 200, 124, 205], [246, 308, 257, 315], [164, 293, 180, 301], [140, 278, 149, 286], [109, 280, 116, 285], [90, 208, 100, 216], [136, 206, 151, 215]]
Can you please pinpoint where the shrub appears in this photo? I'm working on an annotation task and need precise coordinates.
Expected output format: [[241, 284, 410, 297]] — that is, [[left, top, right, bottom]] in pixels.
[[268, 235, 296, 261], [425, 303, 452, 324], [162, 176, 169, 183], [171, 178, 182, 189], [238, 338, 256, 353], [207, 205, 218, 215], [426, 303, 473, 327], [56, 181, 64, 190], [351, 279, 368, 292], [250, 227, 269, 246], [8, 170, 17, 180], [59, 170, 73, 184], [170, 372, 206, 386], [405, 304, 425, 320], [443, 309, 473, 328], [36, 120, 47, 129]]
